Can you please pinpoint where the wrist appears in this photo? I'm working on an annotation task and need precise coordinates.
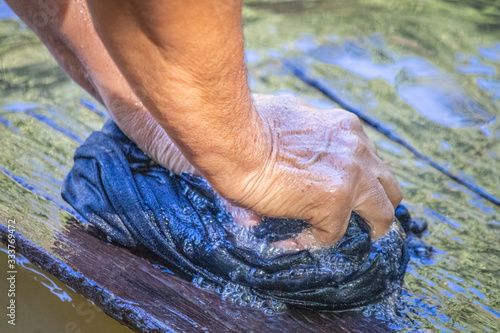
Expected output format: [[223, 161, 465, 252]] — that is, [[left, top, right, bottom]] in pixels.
[[171, 95, 272, 204], [209, 103, 273, 203]]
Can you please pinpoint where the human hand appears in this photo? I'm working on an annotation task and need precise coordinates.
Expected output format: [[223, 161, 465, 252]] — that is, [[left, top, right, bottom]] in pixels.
[[225, 94, 403, 249]]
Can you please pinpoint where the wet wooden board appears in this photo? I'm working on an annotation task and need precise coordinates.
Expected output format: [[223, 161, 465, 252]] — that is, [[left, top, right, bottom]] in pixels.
[[0, 190, 393, 332], [1, 4, 500, 331], [1, 106, 499, 332], [0, 16, 392, 331]]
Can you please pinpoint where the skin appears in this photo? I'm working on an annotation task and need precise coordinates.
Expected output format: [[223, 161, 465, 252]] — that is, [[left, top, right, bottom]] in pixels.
[[6, 0, 402, 249]]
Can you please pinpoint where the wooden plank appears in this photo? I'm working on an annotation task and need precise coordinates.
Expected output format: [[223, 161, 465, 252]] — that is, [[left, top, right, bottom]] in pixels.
[[0, 18, 396, 331], [0, 175, 393, 332], [1, 4, 499, 331]]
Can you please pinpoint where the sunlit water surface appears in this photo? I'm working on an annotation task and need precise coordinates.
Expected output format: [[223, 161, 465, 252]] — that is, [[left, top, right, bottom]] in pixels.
[[0, 0, 499, 332], [0, 242, 132, 332]]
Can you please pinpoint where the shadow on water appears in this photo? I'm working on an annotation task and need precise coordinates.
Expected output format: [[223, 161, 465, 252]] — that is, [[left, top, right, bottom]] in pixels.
[[0, 241, 132, 333], [0, 0, 499, 332]]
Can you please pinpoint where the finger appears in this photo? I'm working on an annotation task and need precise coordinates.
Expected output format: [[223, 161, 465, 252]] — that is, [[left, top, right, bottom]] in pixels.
[[222, 201, 262, 227], [233, 211, 262, 227], [357, 129, 379, 157], [271, 203, 352, 251], [232, 210, 262, 227], [308, 207, 352, 245], [376, 164, 403, 209], [289, 212, 353, 251], [353, 181, 395, 239], [272, 229, 319, 251]]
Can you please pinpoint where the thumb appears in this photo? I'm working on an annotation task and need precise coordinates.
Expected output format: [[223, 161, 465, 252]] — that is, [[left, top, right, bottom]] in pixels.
[[275, 205, 352, 250]]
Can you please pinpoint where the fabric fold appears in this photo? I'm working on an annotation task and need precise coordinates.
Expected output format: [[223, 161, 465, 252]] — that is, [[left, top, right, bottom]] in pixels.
[[62, 120, 414, 309]]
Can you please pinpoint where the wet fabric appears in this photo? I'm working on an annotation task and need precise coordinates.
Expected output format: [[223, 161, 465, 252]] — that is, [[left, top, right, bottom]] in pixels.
[[62, 120, 414, 309]]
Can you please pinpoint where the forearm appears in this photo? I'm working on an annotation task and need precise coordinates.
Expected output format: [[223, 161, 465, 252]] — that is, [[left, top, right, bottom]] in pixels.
[[85, 0, 270, 200], [6, 0, 194, 174]]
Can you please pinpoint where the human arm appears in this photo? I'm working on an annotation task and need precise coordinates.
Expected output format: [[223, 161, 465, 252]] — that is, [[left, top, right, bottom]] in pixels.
[[85, 0, 403, 246], [5, 0, 194, 174], [85, 0, 268, 199], [8, 0, 403, 247]]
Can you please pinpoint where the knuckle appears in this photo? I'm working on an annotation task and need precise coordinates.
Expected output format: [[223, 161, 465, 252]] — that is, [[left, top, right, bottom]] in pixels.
[[346, 161, 362, 178], [378, 164, 396, 181], [354, 139, 370, 155], [337, 111, 362, 128], [377, 168, 392, 182], [349, 113, 363, 126], [329, 109, 348, 120], [276, 93, 304, 106], [379, 170, 404, 207], [381, 200, 396, 225]]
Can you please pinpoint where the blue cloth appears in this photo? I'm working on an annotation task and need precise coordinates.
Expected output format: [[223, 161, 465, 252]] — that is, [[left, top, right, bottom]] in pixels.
[[62, 120, 414, 309]]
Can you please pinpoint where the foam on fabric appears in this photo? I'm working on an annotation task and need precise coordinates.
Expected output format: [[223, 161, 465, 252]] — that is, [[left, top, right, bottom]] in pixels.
[[62, 120, 415, 310]]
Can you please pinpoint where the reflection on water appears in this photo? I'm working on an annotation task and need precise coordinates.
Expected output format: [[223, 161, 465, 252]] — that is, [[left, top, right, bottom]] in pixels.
[[309, 36, 496, 128], [0, 243, 131, 332], [0, 0, 499, 332]]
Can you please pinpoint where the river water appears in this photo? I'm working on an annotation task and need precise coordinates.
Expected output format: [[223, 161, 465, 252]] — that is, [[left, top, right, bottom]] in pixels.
[[0, 0, 499, 332]]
